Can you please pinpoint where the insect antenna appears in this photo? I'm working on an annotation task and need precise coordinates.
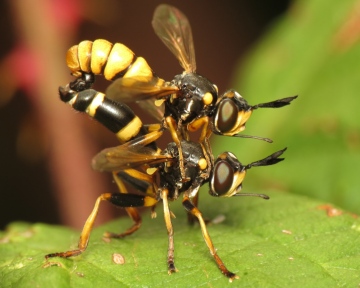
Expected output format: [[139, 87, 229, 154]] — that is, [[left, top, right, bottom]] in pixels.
[[233, 192, 270, 199], [251, 96, 297, 109], [231, 133, 273, 143], [245, 148, 287, 169]]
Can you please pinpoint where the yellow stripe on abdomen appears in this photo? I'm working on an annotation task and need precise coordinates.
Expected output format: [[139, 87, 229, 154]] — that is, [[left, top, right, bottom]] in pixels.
[[116, 116, 142, 142]]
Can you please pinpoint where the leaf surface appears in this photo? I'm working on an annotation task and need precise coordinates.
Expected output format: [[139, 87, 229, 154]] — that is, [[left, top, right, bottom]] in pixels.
[[1, 191, 360, 287]]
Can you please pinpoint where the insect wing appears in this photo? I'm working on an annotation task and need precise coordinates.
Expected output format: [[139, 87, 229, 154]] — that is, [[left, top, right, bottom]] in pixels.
[[92, 130, 172, 172], [106, 77, 178, 103], [137, 99, 165, 122], [106, 77, 175, 122], [92, 145, 171, 172], [152, 4, 196, 73]]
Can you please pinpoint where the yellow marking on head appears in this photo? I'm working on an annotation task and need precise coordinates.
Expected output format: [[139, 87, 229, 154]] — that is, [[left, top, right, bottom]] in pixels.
[[115, 116, 142, 142], [198, 158, 207, 170], [91, 39, 112, 75], [220, 170, 247, 198], [217, 152, 228, 160], [86, 92, 105, 117], [221, 110, 253, 136], [77, 40, 93, 73], [124, 57, 153, 81], [104, 43, 135, 80], [242, 111, 253, 125], [203, 92, 213, 105]]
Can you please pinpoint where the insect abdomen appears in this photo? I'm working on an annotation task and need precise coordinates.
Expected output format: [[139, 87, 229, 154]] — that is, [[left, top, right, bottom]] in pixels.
[[66, 39, 154, 81], [64, 88, 146, 143]]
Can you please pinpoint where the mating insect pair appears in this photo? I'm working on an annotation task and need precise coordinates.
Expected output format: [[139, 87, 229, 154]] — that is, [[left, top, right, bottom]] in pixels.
[[61, 4, 296, 181], [47, 4, 296, 281]]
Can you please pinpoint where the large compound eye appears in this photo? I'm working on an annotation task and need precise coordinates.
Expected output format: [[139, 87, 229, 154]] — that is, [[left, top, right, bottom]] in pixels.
[[212, 160, 234, 196], [216, 98, 238, 133]]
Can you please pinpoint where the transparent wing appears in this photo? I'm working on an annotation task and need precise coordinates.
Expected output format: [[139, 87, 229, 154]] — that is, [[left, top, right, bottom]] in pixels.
[[152, 4, 196, 73], [92, 130, 172, 172], [137, 99, 165, 122], [106, 76, 178, 103], [92, 145, 172, 172]]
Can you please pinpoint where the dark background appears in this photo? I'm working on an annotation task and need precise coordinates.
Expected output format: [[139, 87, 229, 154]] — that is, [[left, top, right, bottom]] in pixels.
[[0, 0, 290, 229]]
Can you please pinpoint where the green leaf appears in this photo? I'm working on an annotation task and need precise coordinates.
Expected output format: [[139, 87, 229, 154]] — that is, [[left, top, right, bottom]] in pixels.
[[213, 0, 360, 214], [1, 191, 360, 287]]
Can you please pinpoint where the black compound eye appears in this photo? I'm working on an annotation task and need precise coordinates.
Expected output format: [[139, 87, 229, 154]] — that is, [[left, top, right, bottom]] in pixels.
[[216, 99, 238, 133], [213, 160, 234, 196]]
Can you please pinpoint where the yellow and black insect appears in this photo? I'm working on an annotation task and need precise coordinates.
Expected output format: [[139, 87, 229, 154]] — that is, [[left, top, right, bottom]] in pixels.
[[60, 4, 296, 181], [51, 3, 296, 281], [56, 66, 286, 280], [46, 127, 286, 281]]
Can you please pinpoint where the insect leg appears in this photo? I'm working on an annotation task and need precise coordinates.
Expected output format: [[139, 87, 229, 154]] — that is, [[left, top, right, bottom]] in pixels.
[[161, 188, 178, 274], [187, 116, 214, 173], [182, 195, 239, 282], [164, 116, 189, 182], [187, 193, 198, 225], [45, 192, 157, 259], [104, 170, 156, 238]]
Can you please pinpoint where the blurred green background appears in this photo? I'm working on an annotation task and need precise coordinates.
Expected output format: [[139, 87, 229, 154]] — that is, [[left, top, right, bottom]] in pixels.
[[213, 0, 360, 214]]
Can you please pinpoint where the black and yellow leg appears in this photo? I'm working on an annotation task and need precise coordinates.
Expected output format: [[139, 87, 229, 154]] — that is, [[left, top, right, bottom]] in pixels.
[[164, 116, 189, 182], [187, 116, 210, 142], [104, 207, 142, 239], [182, 195, 239, 282], [45, 192, 157, 260], [45, 193, 114, 259], [104, 172, 139, 238], [161, 188, 177, 274], [203, 118, 215, 167], [187, 116, 214, 175]]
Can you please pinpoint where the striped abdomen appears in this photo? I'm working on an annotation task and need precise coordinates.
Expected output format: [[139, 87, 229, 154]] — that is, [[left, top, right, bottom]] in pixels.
[[60, 86, 150, 144], [66, 39, 155, 81]]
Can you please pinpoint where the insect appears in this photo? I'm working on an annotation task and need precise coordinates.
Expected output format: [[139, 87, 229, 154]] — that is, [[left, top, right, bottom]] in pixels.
[[55, 80, 282, 279], [61, 4, 297, 181], [45, 127, 287, 281], [51, 3, 296, 281]]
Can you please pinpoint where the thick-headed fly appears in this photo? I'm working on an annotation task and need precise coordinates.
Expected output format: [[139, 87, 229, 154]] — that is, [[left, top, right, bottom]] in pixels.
[[45, 129, 286, 281], [59, 4, 296, 181]]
